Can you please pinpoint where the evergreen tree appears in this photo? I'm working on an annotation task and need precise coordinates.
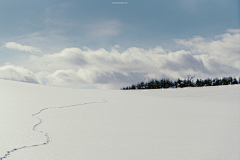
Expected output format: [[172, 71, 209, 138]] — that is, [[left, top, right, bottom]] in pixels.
[[229, 77, 233, 84], [148, 80, 156, 89], [222, 77, 228, 85], [232, 77, 238, 84], [196, 79, 200, 87], [204, 78, 212, 86], [130, 85, 136, 89], [212, 78, 221, 86], [176, 78, 182, 88], [136, 83, 141, 89], [144, 82, 148, 89], [155, 80, 161, 89]]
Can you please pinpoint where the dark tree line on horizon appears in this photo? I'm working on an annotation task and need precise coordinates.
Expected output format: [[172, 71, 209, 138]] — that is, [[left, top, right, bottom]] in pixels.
[[121, 76, 240, 90]]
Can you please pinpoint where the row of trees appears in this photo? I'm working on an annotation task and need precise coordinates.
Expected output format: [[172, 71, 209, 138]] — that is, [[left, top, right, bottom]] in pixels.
[[121, 76, 240, 90]]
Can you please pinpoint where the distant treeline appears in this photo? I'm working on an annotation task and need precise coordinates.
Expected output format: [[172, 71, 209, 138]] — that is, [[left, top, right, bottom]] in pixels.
[[121, 76, 240, 90]]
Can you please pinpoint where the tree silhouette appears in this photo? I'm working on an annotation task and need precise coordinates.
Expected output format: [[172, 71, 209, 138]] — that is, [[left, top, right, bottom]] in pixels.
[[232, 77, 238, 84], [184, 75, 195, 87], [121, 76, 238, 90]]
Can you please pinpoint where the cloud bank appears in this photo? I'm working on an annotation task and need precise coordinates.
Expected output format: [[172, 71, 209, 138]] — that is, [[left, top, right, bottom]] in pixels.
[[1, 29, 239, 89], [0, 65, 40, 84], [3, 42, 41, 53]]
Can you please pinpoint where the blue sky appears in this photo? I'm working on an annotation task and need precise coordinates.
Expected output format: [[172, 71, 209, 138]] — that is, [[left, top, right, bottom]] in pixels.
[[0, 0, 239, 89]]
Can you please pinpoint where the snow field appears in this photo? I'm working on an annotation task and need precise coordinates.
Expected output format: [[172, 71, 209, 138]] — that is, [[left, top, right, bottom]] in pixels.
[[0, 79, 239, 159]]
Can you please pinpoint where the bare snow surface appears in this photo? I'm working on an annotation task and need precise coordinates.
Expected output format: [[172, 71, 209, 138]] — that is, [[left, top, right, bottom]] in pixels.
[[0, 79, 239, 160]]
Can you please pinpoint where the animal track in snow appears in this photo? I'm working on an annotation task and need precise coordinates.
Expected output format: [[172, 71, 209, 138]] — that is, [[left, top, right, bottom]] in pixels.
[[0, 98, 107, 160]]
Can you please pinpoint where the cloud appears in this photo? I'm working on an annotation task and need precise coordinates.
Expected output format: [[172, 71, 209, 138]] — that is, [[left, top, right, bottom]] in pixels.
[[114, 45, 120, 48], [3, 42, 41, 53], [87, 20, 123, 37], [175, 28, 240, 70], [2, 29, 239, 89], [0, 65, 40, 84], [227, 28, 240, 34], [24, 45, 209, 89], [164, 50, 208, 73]]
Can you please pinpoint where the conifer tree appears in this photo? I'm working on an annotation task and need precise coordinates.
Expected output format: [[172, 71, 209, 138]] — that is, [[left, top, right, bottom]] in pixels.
[[232, 77, 238, 84]]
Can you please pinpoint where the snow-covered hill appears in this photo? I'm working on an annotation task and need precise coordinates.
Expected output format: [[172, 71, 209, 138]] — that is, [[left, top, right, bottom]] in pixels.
[[0, 79, 239, 160]]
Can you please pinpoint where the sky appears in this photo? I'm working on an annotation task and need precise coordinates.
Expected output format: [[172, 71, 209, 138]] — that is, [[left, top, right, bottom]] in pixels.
[[0, 0, 239, 89]]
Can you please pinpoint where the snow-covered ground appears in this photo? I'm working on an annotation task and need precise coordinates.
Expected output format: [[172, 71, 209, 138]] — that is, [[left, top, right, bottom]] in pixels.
[[0, 79, 239, 160]]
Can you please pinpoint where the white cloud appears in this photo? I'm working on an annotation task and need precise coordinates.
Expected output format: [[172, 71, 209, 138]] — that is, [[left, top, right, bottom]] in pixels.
[[87, 20, 122, 37], [227, 28, 240, 34], [0, 65, 40, 84], [114, 45, 120, 48], [3, 42, 41, 53], [24, 45, 209, 89], [2, 29, 239, 89], [175, 28, 240, 71]]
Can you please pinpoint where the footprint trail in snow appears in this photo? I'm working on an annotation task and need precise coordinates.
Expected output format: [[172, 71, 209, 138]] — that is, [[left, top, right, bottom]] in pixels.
[[0, 98, 107, 160]]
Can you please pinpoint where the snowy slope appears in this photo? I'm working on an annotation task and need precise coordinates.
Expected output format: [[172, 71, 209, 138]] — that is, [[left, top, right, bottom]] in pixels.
[[0, 79, 239, 160]]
